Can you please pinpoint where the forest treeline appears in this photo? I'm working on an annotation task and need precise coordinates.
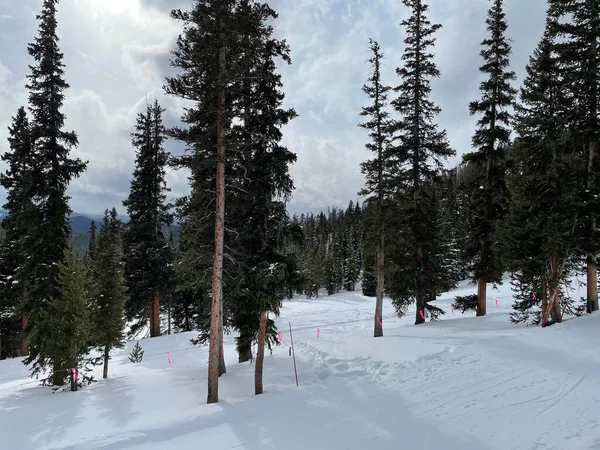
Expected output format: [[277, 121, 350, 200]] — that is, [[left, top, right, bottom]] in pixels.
[[0, 0, 598, 405]]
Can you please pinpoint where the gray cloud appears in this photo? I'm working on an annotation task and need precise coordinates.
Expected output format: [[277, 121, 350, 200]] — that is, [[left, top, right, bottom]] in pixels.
[[0, 0, 546, 216]]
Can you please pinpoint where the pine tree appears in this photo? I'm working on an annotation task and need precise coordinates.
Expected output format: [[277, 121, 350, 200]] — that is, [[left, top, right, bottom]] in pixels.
[[223, 0, 298, 395], [123, 100, 172, 338], [0, 107, 34, 359], [386, 0, 454, 325], [462, 0, 517, 316], [128, 341, 144, 363], [499, 22, 583, 325], [93, 209, 126, 378], [44, 247, 90, 386], [548, 0, 600, 313], [165, 0, 239, 404], [87, 221, 97, 260], [361, 200, 378, 297], [359, 39, 392, 337], [21, 0, 87, 383], [170, 234, 201, 333]]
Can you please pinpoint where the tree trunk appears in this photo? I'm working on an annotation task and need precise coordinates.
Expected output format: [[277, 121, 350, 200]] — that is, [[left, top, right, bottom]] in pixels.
[[167, 296, 172, 335], [587, 256, 598, 313], [238, 332, 253, 363], [19, 315, 29, 357], [549, 290, 562, 324], [70, 368, 77, 392], [374, 238, 384, 337], [149, 291, 160, 338], [103, 345, 109, 379], [476, 277, 487, 316], [587, 140, 598, 313], [541, 280, 548, 324], [415, 294, 425, 325], [255, 311, 267, 395], [52, 359, 64, 386], [207, 36, 226, 405], [184, 306, 191, 332], [218, 296, 226, 376]]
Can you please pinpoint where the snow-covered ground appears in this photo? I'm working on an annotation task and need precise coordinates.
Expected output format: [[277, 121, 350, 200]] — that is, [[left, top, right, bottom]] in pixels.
[[2, 279, 600, 450]]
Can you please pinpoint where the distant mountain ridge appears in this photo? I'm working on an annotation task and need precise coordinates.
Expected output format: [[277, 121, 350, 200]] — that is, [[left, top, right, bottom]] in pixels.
[[0, 209, 129, 233], [0, 210, 179, 253]]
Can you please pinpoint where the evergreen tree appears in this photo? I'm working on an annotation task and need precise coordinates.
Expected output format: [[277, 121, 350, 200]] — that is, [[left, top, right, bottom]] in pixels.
[[359, 39, 392, 337], [0, 107, 34, 359], [548, 0, 600, 313], [43, 247, 90, 386], [93, 209, 126, 378], [165, 0, 239, 404], [462, 0, 517, 316], [128, 341, 144, 363], [123, 100, 173, 338], [499, 23, 584, 325], [386, 0, 454, 325], [222, 0, 298, 395], [361, 200, 378, 298], [87, 220, 97, 260], [21, 0, 87, 384], [83, 221, 99, 348]]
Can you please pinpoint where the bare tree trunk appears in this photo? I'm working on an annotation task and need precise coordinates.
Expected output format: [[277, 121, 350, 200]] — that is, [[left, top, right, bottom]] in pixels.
[[476, 277, 487, 316], [541, 280, 548, 323], [103, 345, 109, 379], [255, 311, 267, 395], [587, 141, 598, 313], [207, 38, 227, 405], [238, 332, 253, 363], [70, 368, 77, 392], [19, 314, 29, 357], [587, 256, 598, 312], [167, 295, 172, 335], [543, 258, 564, 326], [218, 296, 226, 377], [149, 292, 160, 337], [374, 240, 384, 337], [415, 294, 425, 325]]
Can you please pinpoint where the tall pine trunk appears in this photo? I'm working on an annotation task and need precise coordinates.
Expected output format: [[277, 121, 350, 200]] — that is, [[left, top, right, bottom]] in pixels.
[[167, 296, 172, 335], [543, 257, 564, 325], [477, 277, 487, 316], [207, 37, 226, 405], [218, 297, 226, 376], [374, 238, 384, 337], [103, 345, 109, 379], [254, 311, 267, 395], [415, 294, 425, 325], [588, 141, 599, 313], [149, 291, 160, 337]]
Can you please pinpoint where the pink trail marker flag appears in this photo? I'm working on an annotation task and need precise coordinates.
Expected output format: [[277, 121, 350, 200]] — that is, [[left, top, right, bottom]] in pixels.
[[451, 306, 454, 315], [278, 331, 283, 343], [316, 326, 321, 338], [418, 310, 425, 320], [495, 298, 499, 306], [167, 352, 173, 364], [71, 368, 78, 382]]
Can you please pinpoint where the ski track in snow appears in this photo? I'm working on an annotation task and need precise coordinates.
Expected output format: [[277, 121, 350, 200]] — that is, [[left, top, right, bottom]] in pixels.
[[1, 280, 600, 449]]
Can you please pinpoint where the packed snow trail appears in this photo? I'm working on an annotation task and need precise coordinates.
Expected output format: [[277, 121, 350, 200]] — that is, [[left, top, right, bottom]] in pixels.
[[1, 280, 600, 449]]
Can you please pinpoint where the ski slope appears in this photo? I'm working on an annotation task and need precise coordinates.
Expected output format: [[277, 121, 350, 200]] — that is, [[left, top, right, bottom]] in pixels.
[[1, 280, 600, 450]]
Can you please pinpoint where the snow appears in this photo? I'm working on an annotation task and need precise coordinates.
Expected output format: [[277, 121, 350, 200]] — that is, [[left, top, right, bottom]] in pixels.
[[2, 280, 600, 449]]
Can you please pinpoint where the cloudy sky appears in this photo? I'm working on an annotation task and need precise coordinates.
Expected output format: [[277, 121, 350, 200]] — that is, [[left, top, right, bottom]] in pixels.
[[0, 0, 546, 216]]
